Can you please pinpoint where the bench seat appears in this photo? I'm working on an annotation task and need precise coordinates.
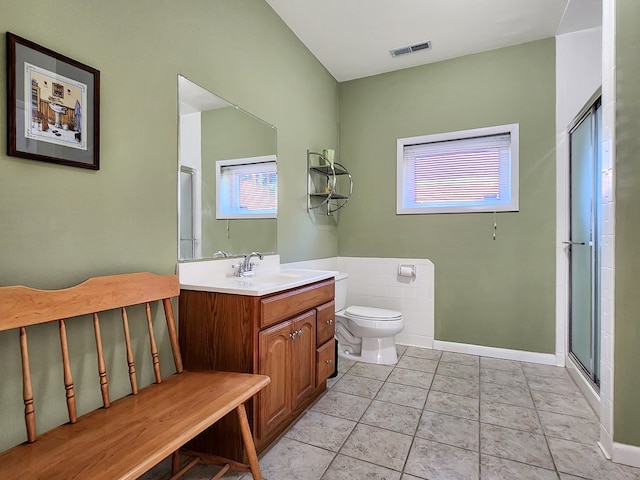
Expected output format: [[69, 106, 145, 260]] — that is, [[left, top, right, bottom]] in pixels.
[[0, 370, 269, 479], [0, 273, 270, 479]]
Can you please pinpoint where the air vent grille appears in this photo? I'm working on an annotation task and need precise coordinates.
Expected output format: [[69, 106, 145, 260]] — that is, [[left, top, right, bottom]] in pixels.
[[390, 40, 432, 57]]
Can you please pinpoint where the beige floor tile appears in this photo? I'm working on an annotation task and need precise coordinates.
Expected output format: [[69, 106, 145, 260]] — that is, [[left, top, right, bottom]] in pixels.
[[538, 410, 599, 444], [341, 424, 413, 471], [311, 390, 372, 422], [432, 373, 480, 398], [436, 362, 479, 381], [396, 355, 439, 373], [348, 362, 394, 381], [526, 373, 581, 396], [440, 351, 480, 366], [285, 410, 356, 452], [480, 357, 524, 373], [402, 346, 442, 360], [259, 437, 335, 480], [480, 367, 528, 387], [326, 371, 344, 389], [387, 367, 434, 389], [425, 390, 479, 420], [481, 381, 534, 408], [522, 362, 571, 379], [321, 455, 401, 480], [416, 411, 479, 451], [332, 374, 384, 399], [548, 437, 639, 480], [338, 358, 356, 373], [360, 399, 422, 434], [531, 390, 596, 418], [480, 454, 558, 480], [375, 382, 429, 409], [395, 344, 408, 357], [480, 400, 542, 433], [405, 437, 479, 480], [481, 423, 554, 470]]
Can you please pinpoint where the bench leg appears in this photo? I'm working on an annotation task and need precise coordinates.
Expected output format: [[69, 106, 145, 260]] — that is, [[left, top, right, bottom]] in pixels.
[[236, 403, 262, 480], [171, 450, 181, 475]]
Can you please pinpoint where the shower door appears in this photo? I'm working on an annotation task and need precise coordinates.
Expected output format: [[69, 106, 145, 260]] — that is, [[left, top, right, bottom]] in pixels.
[[567, 98, 601, 386]]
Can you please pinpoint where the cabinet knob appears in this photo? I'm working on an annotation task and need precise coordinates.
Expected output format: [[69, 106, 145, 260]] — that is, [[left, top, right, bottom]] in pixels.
[[326, 319, 334, 325], [289, 332, 297, 340], [326, 359, 333, 365], [297, 329, 303, 337]]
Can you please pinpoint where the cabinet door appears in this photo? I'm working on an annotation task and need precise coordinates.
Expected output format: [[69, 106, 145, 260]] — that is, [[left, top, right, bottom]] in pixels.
[[316, 300, 335, 346], [258, 320, 292, 440], [291, 310, 316, 408]]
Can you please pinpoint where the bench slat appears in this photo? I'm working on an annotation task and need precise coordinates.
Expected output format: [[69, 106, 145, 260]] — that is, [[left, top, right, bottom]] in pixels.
[[0, 272, 180, 331], [0, 370, 270, 480], [93, 312, 111, 408], [58, 319, 78, 423]]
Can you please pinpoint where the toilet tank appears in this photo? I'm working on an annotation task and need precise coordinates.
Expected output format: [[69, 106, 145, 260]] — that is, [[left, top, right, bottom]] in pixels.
[[334, 273, 348, 312]]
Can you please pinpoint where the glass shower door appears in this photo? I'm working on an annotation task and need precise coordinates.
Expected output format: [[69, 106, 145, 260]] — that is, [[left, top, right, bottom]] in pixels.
[[568, 100, 601, 386]]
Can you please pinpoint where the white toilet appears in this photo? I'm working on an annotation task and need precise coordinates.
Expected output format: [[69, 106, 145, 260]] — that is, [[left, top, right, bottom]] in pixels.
[[334, 274, 404, 365]]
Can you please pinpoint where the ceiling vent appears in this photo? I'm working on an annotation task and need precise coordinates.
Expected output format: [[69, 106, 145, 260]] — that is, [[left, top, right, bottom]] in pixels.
[[389, 40, 432, 57]]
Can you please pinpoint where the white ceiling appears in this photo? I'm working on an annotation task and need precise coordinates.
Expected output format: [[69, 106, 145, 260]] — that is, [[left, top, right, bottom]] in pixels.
[[265, 0, 602, 82]]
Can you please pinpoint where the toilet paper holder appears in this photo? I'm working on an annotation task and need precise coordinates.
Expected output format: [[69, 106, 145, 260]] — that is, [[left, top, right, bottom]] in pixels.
[[398, 264, 416, 278]]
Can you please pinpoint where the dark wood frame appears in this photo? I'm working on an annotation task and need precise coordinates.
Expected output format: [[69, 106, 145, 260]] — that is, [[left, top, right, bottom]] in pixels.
[[7, 32, 100, 170]]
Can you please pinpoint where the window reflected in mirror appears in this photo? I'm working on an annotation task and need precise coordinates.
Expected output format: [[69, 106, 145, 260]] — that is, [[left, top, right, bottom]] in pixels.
[[178, 75, 277, 261]]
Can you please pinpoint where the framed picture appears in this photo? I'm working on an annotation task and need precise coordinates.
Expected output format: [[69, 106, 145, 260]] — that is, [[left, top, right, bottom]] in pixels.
[[7, 33, 100, 170]]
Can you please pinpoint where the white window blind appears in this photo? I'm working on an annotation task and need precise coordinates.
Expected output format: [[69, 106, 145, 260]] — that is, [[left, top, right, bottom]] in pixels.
[[216, 155, 277, 219], [397, 124, 519, 214]]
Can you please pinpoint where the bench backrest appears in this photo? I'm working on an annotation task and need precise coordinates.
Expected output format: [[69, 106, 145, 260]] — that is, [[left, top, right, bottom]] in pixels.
[[0, 272, 182, 443]]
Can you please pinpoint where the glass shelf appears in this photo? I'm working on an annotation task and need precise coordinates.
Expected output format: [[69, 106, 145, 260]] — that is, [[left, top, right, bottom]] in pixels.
[[307, 150, 353, 215]]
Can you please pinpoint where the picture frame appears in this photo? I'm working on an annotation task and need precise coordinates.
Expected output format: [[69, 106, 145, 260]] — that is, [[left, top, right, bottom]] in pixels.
[[7, 33, 100, 170]]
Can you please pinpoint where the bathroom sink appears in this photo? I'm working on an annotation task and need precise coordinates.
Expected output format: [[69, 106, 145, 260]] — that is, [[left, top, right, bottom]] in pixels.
[[180, 268, 337, 296]]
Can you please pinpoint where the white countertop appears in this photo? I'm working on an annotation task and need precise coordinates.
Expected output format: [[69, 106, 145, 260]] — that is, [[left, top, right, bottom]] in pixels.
[[178, 258, 337, 296]]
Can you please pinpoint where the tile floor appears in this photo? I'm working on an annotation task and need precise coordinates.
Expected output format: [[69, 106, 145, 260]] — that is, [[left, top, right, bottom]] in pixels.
[[144, 345, 640, 480]]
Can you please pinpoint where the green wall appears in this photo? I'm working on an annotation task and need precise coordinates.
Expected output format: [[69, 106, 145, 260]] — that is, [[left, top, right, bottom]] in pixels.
[[614, 0, 640, 447], [0, 0, 338, 451], [338, 39, 557, 353], [200, 106, 277, 255]]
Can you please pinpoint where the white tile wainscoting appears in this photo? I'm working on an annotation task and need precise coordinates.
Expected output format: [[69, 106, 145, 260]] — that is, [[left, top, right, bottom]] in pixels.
[[284, 256, 435, 348]]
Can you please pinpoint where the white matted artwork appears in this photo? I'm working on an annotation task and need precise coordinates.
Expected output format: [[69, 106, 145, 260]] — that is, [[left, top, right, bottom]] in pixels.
[[24, 63, 88, 151]]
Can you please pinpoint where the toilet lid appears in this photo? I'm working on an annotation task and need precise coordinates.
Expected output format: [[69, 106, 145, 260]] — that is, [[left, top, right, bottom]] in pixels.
[[344, 305, 402, 321]]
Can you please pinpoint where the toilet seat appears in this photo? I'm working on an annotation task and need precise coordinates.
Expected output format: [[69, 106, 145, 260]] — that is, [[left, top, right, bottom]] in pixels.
[[344, 305, 402, 321]]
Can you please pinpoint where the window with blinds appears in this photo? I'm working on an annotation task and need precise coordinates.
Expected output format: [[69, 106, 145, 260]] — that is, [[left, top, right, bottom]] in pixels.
[[216, 155, 277, 219], [397, 124, 519, 214]]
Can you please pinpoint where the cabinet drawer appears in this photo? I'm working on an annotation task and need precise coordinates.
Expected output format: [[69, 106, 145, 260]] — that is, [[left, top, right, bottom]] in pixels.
[[316, 338, 335, 387], [316, 301, 335, 346], [261, 279, 334, 329]]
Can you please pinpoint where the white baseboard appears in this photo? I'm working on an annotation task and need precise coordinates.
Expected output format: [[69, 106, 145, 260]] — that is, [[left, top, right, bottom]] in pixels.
[[613, 441, 640, 468], [396, 334, 433, 349], [432, 340, 558, 365], [566, 355, 600, 416], [599, 422, 613, 460]]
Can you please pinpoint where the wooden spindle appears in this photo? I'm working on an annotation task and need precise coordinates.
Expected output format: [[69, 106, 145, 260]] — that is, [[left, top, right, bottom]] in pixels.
[[59, 319, 77, 423], [19, 327, 36, 443], [145, 302, 162, 384], [162, 298, 183, 373], [121, 307, 138, 394], [93, 313, 110, 408]]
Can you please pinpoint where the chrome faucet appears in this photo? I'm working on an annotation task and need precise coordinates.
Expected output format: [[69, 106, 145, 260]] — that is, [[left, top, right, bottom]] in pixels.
[[234, 252, 264, 277]]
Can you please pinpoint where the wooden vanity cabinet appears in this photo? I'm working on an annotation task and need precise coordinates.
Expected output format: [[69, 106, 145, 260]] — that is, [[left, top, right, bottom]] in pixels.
[[178, 278, 335, 462]]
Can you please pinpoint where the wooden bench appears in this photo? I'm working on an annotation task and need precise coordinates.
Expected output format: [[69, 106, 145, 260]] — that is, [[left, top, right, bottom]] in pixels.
[[0, 272, 270, 479]]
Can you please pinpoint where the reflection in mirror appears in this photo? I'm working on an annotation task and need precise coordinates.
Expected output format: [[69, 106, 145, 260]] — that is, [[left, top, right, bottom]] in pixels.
[[178, 75, 277, 261]]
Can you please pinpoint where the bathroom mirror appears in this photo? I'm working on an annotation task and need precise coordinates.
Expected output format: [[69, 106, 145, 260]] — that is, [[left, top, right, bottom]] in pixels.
[[178, 75, 277, 261]]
